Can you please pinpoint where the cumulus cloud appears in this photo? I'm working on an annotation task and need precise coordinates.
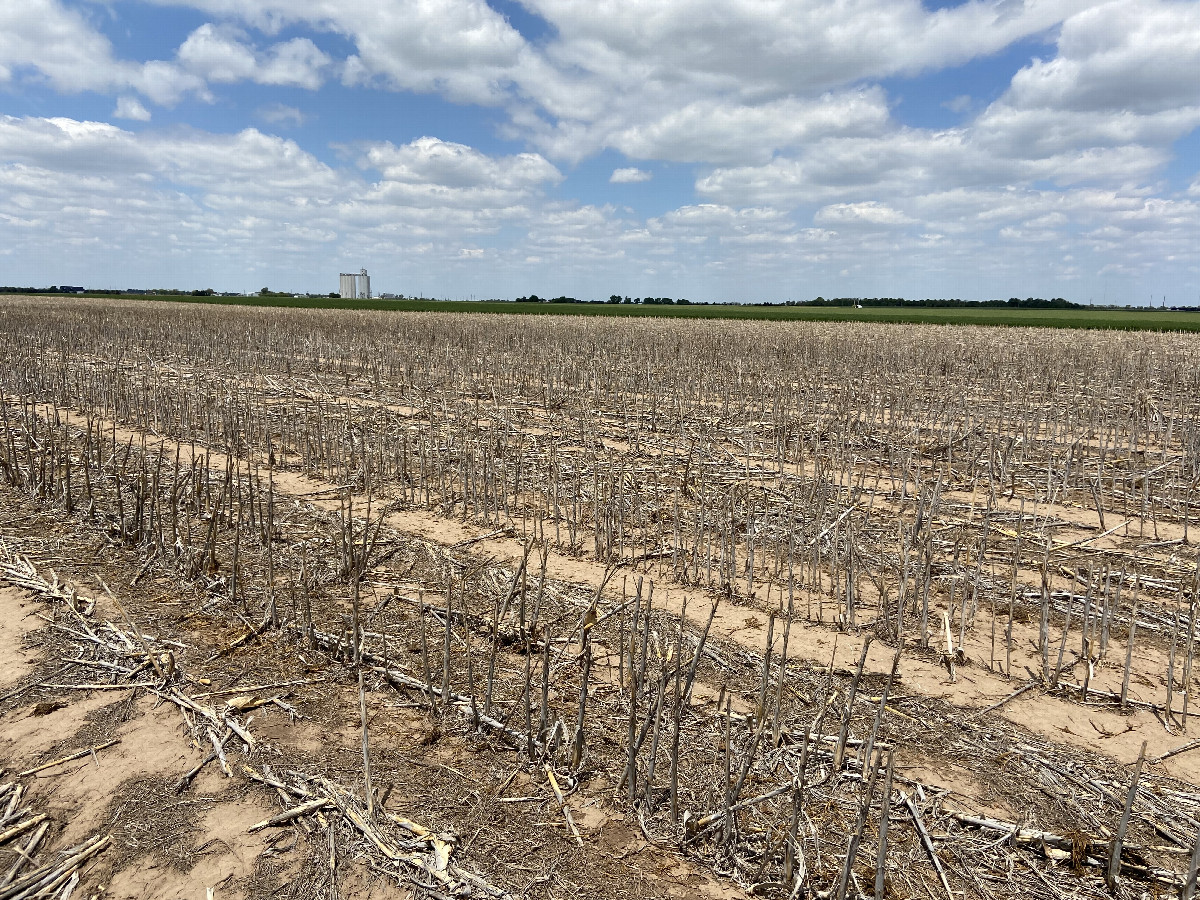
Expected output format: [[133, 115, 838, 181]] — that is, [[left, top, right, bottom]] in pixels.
[[0, 0, 125, 94], [177, 24, 330, 89], [598, 91, 891, 166], [0, 116, 570, 287], [137, 0, 1095, 112], [177, 23, 259, 82], [361, 137, 562, 216], [520, 0, 1093, 100], [121, 0, 1108, 167], [1006, 0, 1200, 115], [258, 37, 329, 88], [498, 0, 1104, 165], [955, 0, 1200, 179], [0, 1, 209, 105], [4, 112, 1199, 299], [0, 4, 330, 110], [258, 104, 307, 127], [149, 0, 527, 104], [815, 202, 916, 227], [113, 97, 151, 122], [610, 167, 651, 183]]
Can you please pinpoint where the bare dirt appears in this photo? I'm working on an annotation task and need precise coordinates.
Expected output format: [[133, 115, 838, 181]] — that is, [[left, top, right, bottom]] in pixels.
[[0, 515, 752, 900], [0, 585, 35, 691], [15, 405, 1192, 781]]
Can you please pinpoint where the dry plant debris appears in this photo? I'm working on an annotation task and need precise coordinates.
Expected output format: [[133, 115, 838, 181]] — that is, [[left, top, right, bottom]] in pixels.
[[0, 296, 1199, 900]]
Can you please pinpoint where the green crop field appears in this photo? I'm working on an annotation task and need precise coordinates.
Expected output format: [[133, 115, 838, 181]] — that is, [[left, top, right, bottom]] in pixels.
[[10, 291, 1200, 331]]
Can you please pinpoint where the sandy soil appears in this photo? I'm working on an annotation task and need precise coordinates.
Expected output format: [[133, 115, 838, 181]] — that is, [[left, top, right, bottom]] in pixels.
[[0, 526, 754, 900], [0, 589, 284, 900], [0, 586, 36, 691], [17, 403, 1196, 781]]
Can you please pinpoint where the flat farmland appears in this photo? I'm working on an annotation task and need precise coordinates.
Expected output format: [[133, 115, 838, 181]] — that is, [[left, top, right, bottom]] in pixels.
[[29, 291, 1200, 331], [1, 295, 1199, 900]]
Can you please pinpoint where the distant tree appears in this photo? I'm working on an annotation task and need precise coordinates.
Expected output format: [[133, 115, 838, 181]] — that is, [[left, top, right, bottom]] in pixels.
[[260, 287, 271, 296], [608, 294, 622, 304]]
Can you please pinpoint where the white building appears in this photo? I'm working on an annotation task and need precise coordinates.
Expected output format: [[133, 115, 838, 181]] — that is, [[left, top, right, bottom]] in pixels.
[[338, 269, 371, 299]]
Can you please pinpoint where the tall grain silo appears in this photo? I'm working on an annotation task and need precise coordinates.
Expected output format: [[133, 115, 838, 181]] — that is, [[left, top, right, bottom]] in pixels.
[[359, 269, 371, 299], [339, 273, 357, 299]]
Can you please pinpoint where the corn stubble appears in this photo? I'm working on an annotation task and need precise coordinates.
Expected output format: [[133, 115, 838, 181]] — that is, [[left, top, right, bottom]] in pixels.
[[1, 295, 1200, 899]]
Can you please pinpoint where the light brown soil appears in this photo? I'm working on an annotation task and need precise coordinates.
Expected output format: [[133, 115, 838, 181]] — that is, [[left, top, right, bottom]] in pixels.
[[0, 585, 36, 690], [0, 520, 753, 900], [0, 654, 284, 900]]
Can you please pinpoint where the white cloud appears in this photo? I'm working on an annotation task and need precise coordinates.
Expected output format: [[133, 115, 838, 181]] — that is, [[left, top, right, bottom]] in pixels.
[[177, 24, 330, 89], [815, 202, 916, 227], [0, 6, 329, 110], [1006, 0, 1200, 115], [0, 0, 125, 94], [151, 0, 527, 104], [128, 60, 209, 107], [499, 0, 1104, 165], [113, 97, 151, 122], [0, 116, 575, 288], [598, 91, 891, 166], [3, 112, 1199, 300], [258, 104, 307, 127], [610, 167, 651, 183], [521, 0, 1095, 99], [362, 137, 562, 211], [0, 1, 208, 105], [955, 0, 1200, 177], [122, 0, 1107, 167], [177, 23, 258, 82], [1024, 212, 1069, 228], [694, 112, 1179, 213], [258, 37, 329, 88]]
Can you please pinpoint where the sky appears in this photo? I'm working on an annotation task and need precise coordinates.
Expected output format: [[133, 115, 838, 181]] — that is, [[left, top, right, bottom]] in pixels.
[[1, 0, 1199, 304]]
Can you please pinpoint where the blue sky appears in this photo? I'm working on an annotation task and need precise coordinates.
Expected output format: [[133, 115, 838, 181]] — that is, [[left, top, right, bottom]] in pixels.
[[2, 0, 1199, 304]]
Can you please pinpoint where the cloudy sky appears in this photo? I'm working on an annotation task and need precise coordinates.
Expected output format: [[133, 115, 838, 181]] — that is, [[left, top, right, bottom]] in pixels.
[[1, 0, 1198, 303]]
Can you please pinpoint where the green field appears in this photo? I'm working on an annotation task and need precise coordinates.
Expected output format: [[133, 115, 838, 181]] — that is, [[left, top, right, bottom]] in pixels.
[[13, 292, 1200, 331]]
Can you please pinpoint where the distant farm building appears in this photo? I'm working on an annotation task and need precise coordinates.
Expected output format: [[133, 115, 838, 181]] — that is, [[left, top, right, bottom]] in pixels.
[[339, 269, 371, 299]]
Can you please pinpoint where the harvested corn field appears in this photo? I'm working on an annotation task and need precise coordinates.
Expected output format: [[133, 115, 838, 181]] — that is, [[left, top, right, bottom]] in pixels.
[[1, 294, 1199, 900]]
